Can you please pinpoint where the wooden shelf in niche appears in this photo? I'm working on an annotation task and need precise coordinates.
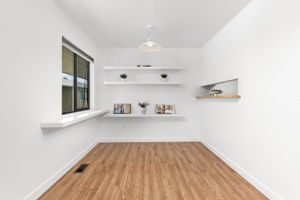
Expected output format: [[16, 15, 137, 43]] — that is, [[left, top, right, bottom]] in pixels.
[[195, 95, 241, 99], [196, 78, 240, 99]]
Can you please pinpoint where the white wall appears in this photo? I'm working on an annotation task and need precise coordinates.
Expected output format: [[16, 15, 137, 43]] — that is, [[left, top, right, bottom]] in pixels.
[[0, 0, 102, 199], [2, 0, 299, 199], [97, 48, 202, 141], [198, 0, 300, 199]]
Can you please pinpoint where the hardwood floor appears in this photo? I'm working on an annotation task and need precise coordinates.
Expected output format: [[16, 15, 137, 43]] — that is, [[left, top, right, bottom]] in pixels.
[[39, 142, 268, 200]]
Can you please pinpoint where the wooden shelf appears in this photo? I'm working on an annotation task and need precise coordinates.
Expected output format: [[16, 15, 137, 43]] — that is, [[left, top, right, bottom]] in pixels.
[[195, 95, 241, 99], [104, 66, 181, 71], [196, 78, 240, 100], [104, 113, 183, 118], [104, 81, 182, 85]]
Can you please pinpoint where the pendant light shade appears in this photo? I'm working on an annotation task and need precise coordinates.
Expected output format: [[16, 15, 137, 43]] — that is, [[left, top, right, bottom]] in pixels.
[[138, 25, 162, 52], [138, 39, 162, 52]]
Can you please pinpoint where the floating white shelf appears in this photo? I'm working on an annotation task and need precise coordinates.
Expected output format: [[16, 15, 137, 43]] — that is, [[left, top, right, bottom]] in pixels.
[[104, 113, 183, 118], [41, 109, 109, 128], [104, 81, 182, 85], [104, 66, 181, 71]]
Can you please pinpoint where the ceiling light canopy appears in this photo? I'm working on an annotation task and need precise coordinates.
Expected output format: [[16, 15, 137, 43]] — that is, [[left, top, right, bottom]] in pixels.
[[138, 25, 162, 52]]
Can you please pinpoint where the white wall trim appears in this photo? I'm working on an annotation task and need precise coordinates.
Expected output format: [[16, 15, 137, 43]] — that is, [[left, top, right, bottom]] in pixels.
[[23, 137, 284, 200], [22, 137, 201, 200], [23, 141, 98, 200], [97, 137, 202, 143], [201, 139, 285, 200]]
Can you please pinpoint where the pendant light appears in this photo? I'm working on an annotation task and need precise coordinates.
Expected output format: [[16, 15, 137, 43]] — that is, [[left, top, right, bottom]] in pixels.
[[138, 25, 162, 52]]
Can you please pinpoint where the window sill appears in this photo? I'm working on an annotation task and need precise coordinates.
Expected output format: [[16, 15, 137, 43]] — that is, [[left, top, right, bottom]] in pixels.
[[41, 109, 108, 128]]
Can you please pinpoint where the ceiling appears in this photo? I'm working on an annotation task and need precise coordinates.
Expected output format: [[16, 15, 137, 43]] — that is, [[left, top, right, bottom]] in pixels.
[[55, 0, 251, 48]]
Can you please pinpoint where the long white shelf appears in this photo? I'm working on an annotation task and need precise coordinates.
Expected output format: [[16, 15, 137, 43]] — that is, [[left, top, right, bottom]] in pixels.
[[41, 109, 109, 128], [104, 66, 181, 71], [104, 113, 183, 118], [104, 81, 182, 85]]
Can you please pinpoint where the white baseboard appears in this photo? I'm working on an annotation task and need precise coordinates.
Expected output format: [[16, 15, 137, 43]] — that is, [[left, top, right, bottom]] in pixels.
[[97, 137, 202, 143], [23, 137, 284, 200], [23, 141, 98, 200], [201, 139, 285, 200]]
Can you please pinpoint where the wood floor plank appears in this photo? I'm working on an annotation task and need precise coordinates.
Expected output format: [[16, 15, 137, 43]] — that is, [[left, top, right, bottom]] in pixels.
[[39, 142, 268, 200]]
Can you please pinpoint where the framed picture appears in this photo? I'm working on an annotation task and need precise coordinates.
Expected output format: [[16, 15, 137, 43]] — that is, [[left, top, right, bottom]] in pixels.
[[155, 104, 176, 114], [165, 104, 176, 114], [113, 104, 131, 114], [123, 104, 131, 114], [155, 104, 165, 114]]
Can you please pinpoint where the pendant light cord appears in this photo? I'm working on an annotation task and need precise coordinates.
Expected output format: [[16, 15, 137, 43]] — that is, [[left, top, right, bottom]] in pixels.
[[147, 25, 153, 40]]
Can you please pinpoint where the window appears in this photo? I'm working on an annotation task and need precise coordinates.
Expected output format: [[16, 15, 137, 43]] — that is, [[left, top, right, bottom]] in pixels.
[[62, 45, 90, 114]]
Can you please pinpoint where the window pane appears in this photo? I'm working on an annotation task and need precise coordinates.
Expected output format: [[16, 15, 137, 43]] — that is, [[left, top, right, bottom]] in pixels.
[[62, 46, 74, 113], [76, 55, 89, 110]]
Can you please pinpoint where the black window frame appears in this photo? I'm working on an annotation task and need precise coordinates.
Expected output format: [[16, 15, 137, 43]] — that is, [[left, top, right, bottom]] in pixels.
[[62, 44, 91, 115]]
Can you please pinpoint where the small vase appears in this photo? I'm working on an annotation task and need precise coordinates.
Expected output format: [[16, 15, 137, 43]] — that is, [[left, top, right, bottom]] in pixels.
[[141, 107, 147, 114], [121, 78, 125, 82], [161, 78, 167, 82]]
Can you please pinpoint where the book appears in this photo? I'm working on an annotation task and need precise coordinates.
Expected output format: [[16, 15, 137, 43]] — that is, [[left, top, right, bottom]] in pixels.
[[165, 104, 176, 114], [155, 104, 176, 114], [155, 104, 165, 114], [123, 104, 131, 114], [113, 104, 131, 114]]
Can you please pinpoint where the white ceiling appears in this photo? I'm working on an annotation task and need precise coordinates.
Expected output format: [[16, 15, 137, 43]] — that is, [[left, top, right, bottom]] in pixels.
[[55, 0, 251, 48]]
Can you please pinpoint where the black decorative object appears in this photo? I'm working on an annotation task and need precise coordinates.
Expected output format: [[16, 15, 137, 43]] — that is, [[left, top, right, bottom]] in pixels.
[[120, 74, 127, 79], [161, 73, 168, 78]]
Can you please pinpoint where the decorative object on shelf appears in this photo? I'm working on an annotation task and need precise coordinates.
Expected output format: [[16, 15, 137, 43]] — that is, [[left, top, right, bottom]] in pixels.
[[138, 101, 150, 114], [160, 73, 168, 82], [137, 65, 142, 67], [143, 65, 152, 67], [165, 105, 176, 114], [209, 89, 223, 96], [155, 104, 176, 114], [138, 25, 162, 52], [120, 73, 127, 82], [113, 104, 131, 114], [196, 79, 239, 99], [155, 104, 165, 114]]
